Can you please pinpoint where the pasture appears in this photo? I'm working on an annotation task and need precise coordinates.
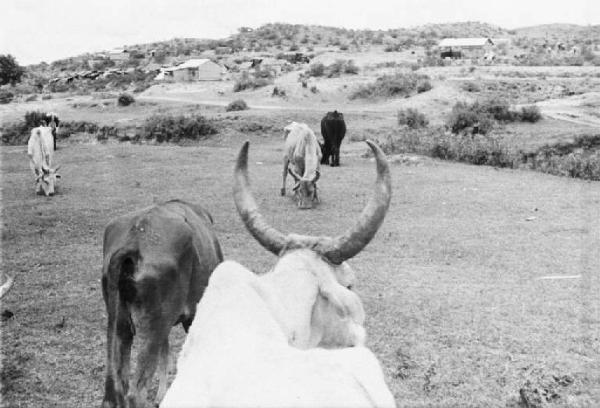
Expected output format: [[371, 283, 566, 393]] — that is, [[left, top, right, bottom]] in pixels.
[[2, 127, 599, 407]]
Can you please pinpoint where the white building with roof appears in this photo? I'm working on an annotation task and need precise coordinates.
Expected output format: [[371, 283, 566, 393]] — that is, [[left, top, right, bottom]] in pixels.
[[157, 59, 224, 81], [438, 38, 494, 59]]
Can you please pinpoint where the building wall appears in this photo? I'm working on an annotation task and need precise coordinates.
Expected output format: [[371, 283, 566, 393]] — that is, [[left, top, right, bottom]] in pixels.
[[197, 62, 222, 80]]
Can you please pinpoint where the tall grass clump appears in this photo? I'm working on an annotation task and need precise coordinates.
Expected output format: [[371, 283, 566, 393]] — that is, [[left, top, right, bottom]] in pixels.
[[349, 72, 432, 99], [305, 60, 359, 78], [447, 102, 495, 134], [226, 99, 248, 112], [397, 108, 428, 129], [117, 93, 135, 106], [519, 105, 542, 122], [142, 114, 218, 143]]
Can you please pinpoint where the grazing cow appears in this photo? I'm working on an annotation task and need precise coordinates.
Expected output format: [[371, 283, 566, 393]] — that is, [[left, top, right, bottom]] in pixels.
[[27, 126, 60, 196], [160, 140, 394, 408], [43, 112, 60, 150], [101, 200, 223, 408], [320, 110, 346, 167], [281, 122, 322, 209], [0, 274, 13, 299]]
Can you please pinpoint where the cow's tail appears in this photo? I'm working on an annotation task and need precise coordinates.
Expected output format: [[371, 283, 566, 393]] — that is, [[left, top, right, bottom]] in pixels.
[[103, 246, 139, 405], [107, 246, 139, 331]]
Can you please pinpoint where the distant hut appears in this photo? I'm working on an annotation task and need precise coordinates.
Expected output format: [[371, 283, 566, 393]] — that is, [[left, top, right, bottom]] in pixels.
[[159, 59, 224, 81], [438, 38, 494, 60]]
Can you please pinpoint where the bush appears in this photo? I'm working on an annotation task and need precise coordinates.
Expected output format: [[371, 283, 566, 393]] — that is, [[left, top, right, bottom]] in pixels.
[[117, 93, 135, 106], [0, 89, 14, 104], [350, 72, 432, 99], [397, 108, 428, 129], [461, 81, 480, 92], [142, 114, 218, 143], [446, 102, 495, 134], [271, 87, 286, 98], [310, 85, 319, 94], [306, 62, 326, 77], [520, 105, 542, 122], [226, 99, 248, 112]]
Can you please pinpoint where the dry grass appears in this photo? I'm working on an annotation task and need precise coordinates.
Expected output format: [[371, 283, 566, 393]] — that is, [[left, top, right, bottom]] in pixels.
[[2, 131, 600, 407]]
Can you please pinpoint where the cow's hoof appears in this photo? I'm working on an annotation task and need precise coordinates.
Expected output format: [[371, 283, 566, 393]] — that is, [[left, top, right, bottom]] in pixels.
[[280, 188, 286, 196]]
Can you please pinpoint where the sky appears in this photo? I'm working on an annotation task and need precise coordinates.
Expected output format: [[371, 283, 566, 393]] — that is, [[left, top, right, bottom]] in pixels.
[[1, 0, 599, 65]]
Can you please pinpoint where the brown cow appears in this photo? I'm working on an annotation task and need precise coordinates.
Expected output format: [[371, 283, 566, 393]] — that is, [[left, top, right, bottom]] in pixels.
[[101, 199, 223, 408]]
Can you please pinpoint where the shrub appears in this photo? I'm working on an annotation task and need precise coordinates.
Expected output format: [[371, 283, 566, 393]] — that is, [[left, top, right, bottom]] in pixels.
[[461, 81, 480, 92], [310, 85, 319, 94], [416, 79, 432, 93], [397, 108, 428, 129], [24, 111, 48, 128], [226, 99, 248, 112], [271, 87, 286, 98], [349, 72, 432, 99], [41, 94, 52, 100], [446, 102, 494, 134], [478, 98, 515, 122], [0, 89, 14, 104], [142, 114, 217, 143], [117, 93, 135, 106], [520, 105, 542, 122], [306, 62, 326, 77]]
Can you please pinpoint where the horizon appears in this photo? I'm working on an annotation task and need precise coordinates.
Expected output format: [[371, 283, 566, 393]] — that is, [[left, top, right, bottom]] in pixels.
[[2, 0, 599, 65]]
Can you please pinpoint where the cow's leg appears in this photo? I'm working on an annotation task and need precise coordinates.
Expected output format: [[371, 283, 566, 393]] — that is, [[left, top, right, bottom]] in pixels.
[[332, 145, 340, 167], [321, 143, 330, 165], [102, 278, 134, 408], [127, 315, 168, 408], [154, 337, 170, 406], [281, 157, 289, 196]]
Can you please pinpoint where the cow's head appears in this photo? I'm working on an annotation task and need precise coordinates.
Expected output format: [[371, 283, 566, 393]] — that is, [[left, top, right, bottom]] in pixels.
[[36, 165, 61, 196], [233, 139, 391, 347], [288, 168, 319, 209]]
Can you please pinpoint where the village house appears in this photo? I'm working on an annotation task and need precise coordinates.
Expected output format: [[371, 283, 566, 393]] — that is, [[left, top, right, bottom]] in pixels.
[[438, 38, 494, 60], [155, 58, 224, 81], [107, 48, 129, 62]]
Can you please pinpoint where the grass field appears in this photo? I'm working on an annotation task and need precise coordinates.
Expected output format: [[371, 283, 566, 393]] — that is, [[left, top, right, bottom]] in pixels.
[[2, 129, 599, 407]]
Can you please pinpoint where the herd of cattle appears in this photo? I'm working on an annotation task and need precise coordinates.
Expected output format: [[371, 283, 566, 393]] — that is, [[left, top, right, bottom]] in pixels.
[[7, 109, 400, 407]]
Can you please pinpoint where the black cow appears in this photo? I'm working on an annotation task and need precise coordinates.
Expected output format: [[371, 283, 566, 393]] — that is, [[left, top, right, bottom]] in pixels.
[[42, 113, 60, 150], [320, 110, 346, 167]]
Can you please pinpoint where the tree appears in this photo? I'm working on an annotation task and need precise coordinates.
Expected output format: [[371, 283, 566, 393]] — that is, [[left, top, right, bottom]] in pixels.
[[0, 55, 25, 85]]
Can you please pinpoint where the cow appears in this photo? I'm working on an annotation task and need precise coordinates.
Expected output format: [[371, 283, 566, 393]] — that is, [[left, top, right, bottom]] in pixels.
[[160, 140, 394, 408], [101, 200, 223, 408], [281, 122, 322, 209], [42, 112, 60, 150], [320, 110, 347, 167], [0, 274, 13, 299], [27, 126, 60, 196]]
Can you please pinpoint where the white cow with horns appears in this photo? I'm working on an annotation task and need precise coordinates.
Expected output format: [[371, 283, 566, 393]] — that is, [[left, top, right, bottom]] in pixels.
[[160, 140, 395, 408], [27, 126, 61, 196]]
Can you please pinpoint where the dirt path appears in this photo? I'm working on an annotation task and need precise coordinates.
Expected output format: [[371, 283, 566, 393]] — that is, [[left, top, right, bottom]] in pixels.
[[536, 92, 600, 128]]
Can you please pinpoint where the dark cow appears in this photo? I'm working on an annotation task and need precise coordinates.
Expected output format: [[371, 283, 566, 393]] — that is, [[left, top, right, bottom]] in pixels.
[[320, 111, 346, 167], [101, 200, 223, 408], [42, 112, 60, 150]]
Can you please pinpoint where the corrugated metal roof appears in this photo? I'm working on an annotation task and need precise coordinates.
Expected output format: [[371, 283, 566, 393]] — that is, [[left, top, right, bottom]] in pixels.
[[438, 38, 494, 47]]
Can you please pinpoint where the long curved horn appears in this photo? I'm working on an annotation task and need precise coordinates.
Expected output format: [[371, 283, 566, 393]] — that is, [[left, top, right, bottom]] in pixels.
[[288, 167, 301, 182], [0, 275, 14, 299], [321, 140, 391, 264], [233, 141, 287, 255]]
